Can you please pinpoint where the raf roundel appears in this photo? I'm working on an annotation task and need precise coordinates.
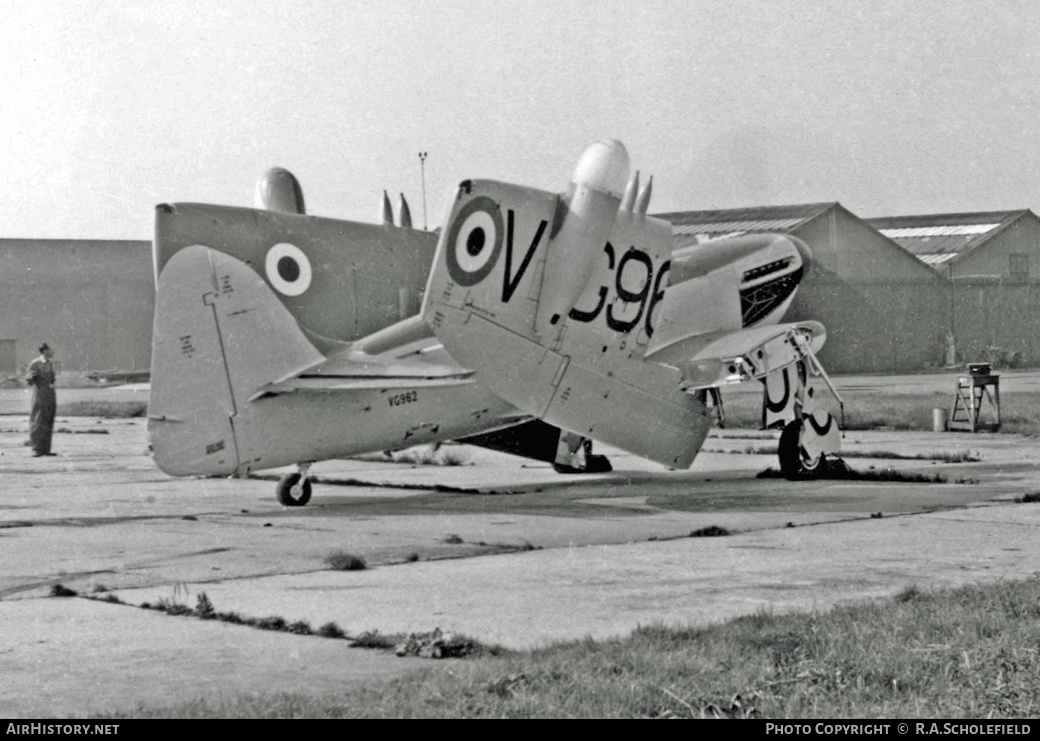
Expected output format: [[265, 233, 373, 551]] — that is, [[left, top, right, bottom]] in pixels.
[[445, 196, 503, 287], [264, 243, 312, 297]]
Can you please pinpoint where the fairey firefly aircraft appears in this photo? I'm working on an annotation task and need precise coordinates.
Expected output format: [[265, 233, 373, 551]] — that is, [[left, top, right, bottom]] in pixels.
[[148, 140, 842, 505]]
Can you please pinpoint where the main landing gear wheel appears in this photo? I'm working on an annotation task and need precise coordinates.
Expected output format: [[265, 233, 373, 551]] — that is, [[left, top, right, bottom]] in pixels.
[[276, 472, 312, 506], [778, 419, 824, 480]]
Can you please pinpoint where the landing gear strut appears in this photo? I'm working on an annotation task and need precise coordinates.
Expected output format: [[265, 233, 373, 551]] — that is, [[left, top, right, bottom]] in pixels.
[[277, 462, 313, 506]]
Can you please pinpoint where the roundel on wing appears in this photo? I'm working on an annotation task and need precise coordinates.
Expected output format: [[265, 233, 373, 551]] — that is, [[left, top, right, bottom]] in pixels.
[[264, 243, 312, 296], [445, 196, 503, 287]]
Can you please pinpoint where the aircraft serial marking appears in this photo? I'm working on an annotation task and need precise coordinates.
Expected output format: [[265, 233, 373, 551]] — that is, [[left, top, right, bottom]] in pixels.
[[388, 391, 418, 407]]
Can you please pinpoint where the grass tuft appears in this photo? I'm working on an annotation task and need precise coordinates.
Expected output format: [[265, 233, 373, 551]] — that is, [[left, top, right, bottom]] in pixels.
[[352, 630, 399, 650], [894, 584, 923, 603], [317, 622, 347, 639], [324, 551, 368, 571], [50, 583, 78, 597], [157, 598, 193, 616], [194, 592, 216, 619], [255, 616, 288, 631], [443, 534, 464, 545], [438, 448, 472, 466], [690, 525, 731, 537]]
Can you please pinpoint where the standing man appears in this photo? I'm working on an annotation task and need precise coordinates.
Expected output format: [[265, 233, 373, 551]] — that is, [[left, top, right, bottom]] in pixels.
[[26, 343, 57, 457]]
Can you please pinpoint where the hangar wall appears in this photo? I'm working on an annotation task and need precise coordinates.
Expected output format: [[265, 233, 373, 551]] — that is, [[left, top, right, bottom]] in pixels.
[[865, 211, 1040, 368], [782, 207, 949, 374], [0, 239, 153, 378], [942, 216, 1040, 365], [951, 282, 1040, 364]]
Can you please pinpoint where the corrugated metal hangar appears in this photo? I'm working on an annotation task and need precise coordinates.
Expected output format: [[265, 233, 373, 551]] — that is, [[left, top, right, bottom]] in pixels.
[[3, 204, 1040, 379], [869, 210, 1040, 366]]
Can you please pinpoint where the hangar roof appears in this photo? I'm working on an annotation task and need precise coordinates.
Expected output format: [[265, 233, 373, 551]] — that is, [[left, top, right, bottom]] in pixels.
[[655, 203, 838, 249], [866, 210, 1031, 266]]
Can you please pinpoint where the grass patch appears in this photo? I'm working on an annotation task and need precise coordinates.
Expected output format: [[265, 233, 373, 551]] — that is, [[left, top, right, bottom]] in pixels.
[[705, 445, 982, 463], [757, 460, 949, 484], [56, 400, 147, 418], [392, 628, 498, 659], [324, 551, 368, 571], [352, 630, 399, 650], [50, 583, 78, 597], [140, 591, 346, 641], [104, 577, 1040, 718], [443, 534, 464, 545]]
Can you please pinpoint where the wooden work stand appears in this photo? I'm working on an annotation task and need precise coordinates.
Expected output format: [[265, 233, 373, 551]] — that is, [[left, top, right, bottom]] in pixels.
[[949, 374, 1000, 432]]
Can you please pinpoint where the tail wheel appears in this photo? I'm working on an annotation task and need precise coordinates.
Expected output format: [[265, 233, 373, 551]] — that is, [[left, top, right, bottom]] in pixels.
[[585, 454, 613, 473], [552, 454, 613, 474], [778, 419, 823, 480], [277, 472, 312, 506]]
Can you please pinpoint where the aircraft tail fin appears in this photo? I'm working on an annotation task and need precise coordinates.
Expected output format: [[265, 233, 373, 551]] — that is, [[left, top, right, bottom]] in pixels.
[[148, 244, 326, 476]]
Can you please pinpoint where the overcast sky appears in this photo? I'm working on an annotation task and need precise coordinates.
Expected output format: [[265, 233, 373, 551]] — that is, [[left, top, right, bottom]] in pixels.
[[3, 0, 1039, 239]]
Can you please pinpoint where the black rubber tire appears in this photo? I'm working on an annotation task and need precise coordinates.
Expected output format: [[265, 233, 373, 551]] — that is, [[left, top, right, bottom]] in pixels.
[[778, 419, 823, 480], [276, 473, 312, 506]]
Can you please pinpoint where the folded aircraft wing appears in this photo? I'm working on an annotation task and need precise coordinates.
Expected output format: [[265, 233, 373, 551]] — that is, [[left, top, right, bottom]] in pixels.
[[644, 321, 826, 389]]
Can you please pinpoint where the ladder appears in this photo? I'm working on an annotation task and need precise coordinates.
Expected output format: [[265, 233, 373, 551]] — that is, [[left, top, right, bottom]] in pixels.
[[949, 373, 1000, 432]]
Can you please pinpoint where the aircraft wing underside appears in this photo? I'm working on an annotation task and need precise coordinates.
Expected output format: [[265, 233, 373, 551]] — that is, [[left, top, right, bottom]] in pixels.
[[644, 321, 826, 390]]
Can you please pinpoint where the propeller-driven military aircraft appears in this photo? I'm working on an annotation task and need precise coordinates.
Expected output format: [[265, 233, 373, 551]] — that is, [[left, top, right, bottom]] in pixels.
[[148, 140, 841, 505]]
